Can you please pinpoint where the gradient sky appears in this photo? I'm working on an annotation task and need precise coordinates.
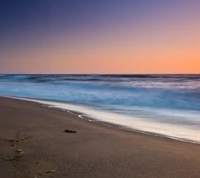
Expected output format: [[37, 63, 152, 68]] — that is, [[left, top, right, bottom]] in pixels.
[[0, 0, 200, 74]]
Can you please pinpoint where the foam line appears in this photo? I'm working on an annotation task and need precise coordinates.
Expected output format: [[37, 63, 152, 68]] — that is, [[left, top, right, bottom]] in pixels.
[[4, 96, 200, 144]]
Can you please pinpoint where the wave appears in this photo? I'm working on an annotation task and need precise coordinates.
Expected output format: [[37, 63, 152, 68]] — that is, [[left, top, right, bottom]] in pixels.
[[0, 76, 200, 111], [6, 96, 200, 144], [1, 74, 200, 144], [1, 74, 200, 83]]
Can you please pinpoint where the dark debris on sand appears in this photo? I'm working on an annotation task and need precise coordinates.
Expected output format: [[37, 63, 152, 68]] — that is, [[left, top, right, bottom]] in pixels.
[[64, 129, 77, 133]]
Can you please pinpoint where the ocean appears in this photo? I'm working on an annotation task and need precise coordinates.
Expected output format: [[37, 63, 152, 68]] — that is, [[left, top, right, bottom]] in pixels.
[[0, 74, 200, 143]]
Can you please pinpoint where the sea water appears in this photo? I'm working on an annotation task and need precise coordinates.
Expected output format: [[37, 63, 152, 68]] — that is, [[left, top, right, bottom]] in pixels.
[[0, 74, 200, 143]]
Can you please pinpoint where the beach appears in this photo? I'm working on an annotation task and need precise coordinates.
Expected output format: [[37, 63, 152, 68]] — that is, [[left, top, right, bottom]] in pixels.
[[1, 97, 200, 178]]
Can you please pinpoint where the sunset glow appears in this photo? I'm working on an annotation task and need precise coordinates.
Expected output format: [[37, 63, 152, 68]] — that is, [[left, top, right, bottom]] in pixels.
[[0, 0, 200, 74]]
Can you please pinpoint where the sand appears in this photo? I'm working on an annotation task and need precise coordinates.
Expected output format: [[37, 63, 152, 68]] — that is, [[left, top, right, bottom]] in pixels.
[[1, 97, 200, 178]]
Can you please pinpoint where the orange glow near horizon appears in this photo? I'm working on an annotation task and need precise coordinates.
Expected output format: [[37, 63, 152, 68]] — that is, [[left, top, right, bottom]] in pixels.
[[0, 1, 200, 74]]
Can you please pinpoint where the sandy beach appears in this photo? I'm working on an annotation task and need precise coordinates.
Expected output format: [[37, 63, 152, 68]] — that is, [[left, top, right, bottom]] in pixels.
[[1, 97, 200, 178]]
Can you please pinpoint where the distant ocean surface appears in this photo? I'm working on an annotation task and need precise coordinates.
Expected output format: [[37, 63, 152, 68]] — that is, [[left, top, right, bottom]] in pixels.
[[1, 74, 200, 143]]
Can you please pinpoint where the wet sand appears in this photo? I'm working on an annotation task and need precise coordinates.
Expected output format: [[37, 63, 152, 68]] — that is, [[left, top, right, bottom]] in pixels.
[[1, 97, 200, 178]]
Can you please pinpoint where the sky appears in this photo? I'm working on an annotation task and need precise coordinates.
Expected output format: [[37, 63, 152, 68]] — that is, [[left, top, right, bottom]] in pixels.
[[0, 0, 200, 74]]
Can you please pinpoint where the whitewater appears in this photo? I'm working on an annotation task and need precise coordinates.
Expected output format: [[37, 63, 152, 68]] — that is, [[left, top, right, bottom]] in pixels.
[[1, 74, 200, 143]]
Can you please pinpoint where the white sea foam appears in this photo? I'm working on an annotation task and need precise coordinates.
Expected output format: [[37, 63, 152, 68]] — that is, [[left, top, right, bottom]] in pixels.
[[5, 96, 200, 144]]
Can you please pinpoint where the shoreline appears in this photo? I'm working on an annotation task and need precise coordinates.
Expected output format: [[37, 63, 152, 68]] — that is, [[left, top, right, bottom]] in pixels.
[[2, 95, 200, 145], [1, 97, 200, 177]]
